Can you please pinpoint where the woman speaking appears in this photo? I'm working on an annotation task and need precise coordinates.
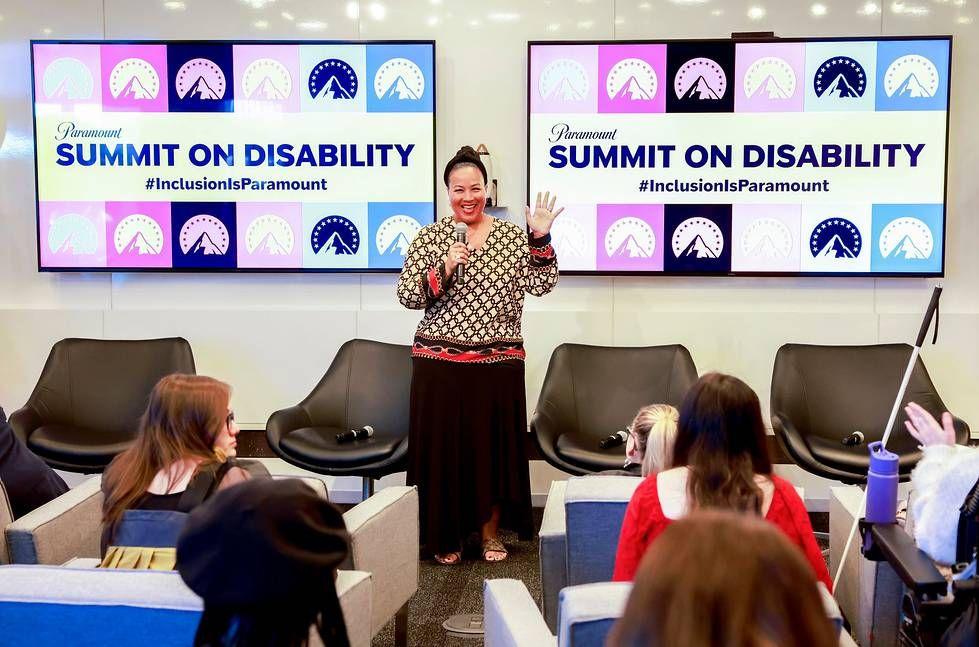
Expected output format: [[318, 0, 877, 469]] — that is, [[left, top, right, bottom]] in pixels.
[[397, 146, 563, 564]]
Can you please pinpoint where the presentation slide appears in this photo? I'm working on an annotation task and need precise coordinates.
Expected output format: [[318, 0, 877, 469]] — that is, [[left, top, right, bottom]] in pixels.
[[31, 40, 435, 272], [528, 37, 950, 276]]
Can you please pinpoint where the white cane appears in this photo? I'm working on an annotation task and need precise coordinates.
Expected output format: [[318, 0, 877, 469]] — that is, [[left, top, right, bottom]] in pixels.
[[832, 284, 943, 592]]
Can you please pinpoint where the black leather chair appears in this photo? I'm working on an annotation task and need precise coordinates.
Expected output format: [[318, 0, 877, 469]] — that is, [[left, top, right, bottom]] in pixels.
[[771, 343, 969, 484], [531, 344, 699, 475], [266, 339, 411, 498], [10, 337, 197, 473]]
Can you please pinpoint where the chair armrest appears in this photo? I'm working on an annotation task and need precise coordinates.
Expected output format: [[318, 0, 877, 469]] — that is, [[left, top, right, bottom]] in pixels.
[[865, 523, 947, 599], [336, 570, 373, 647], [483, 579, 556, 647], [558, 581, 631, 647], [6, 477, 103, 564], [343, 486, 418, 637], [539, 480, 568, 632], [7, 406, 40, 444], [265, 405, 311, 446]]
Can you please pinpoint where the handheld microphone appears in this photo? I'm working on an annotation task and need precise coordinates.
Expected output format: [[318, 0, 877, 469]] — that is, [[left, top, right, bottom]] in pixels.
[[335, 425, 375, 444], [599, 430, 629, 450], [841, 430, 865, 447], [453, 222, 467, 284]]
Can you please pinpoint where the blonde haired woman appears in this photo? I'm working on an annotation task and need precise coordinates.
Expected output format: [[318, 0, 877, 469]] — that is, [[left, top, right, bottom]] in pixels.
[[625, 404, 679, 477]]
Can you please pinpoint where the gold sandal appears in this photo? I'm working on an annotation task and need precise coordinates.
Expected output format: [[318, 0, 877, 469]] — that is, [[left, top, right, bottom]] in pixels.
[[434, 551, 462, 565], [482, 537, 508, 562]]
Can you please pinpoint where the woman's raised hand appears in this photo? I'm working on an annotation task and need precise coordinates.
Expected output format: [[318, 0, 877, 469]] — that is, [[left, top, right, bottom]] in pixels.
[[904, 401, 956, 448], [525, 191, 565, 237]]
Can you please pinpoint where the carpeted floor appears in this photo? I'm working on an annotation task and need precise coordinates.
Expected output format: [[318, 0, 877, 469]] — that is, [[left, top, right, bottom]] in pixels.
[[369, 510, 831, 647], [371, 512, 543, 647]]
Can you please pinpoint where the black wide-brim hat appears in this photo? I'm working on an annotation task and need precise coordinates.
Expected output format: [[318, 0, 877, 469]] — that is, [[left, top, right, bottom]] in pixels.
[[176, 478, 350, 606]]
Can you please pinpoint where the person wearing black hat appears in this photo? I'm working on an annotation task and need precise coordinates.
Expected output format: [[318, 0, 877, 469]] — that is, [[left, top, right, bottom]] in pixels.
[[177, 479, 351, 647], [396, 146, 564, 565]]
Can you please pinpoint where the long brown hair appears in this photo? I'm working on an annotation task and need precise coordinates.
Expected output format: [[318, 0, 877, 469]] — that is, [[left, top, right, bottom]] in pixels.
[[670, 372, 772, 513], [608, 511, 838, 647], [102, 374, 231, 533]]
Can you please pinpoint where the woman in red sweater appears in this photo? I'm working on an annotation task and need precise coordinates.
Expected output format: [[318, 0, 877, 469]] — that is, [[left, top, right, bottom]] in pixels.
[[612, 372, 832, 591]]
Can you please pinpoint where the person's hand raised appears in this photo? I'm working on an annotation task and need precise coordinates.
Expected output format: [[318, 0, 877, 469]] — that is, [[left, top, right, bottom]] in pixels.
[[525, 191, 564, 237], [904, 401, 956, 448]]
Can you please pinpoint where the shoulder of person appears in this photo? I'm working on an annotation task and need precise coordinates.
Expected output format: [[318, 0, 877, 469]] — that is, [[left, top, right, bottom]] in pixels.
[[420, 217, 453, 237], [496, 219, 527, 238]]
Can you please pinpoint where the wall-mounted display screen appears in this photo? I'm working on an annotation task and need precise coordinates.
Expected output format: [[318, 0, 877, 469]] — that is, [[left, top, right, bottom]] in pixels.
[[528, 37, 951, 276], [31, 40, 435, 272]]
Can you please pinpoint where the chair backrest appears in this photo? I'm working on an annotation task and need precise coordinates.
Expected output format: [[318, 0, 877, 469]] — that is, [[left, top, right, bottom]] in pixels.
[[536, 344, 697, 447], [301, 339, 412, 442], [564, 476, 641, 585], [0, 565, 202, 646], [25, 338, 196, 436], [771, 343, 958, 460], [558, 582, 632, 647]]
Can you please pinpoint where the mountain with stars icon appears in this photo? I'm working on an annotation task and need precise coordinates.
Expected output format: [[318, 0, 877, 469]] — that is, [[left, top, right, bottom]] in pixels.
[[316, 75, 354, 99]]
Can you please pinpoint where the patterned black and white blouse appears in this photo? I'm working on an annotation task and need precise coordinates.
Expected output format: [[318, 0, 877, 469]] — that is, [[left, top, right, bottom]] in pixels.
[[396, 216, 558, 363]]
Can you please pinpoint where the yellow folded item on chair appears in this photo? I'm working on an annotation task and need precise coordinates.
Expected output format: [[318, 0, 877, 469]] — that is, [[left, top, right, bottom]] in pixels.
[[99, 546, 177, 570]]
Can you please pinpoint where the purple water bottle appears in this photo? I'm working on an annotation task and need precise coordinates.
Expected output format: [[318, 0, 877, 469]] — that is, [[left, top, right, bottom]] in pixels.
[[865, 441, 899, 524]]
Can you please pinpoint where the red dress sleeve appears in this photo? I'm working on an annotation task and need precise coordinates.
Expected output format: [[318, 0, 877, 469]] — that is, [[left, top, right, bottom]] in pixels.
[[768, 476, 833, 592], [613, 477, 663, 581]]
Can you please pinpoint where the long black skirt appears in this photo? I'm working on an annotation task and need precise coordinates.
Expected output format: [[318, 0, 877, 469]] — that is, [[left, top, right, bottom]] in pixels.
[[407, 357, 533, 555]]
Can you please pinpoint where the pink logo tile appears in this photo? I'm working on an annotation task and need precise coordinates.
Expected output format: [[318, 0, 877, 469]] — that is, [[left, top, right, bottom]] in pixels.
[[39, 201, 107, 268], [731, 204, 801, 272], [596, 204, 664, 271], [735, 43, 805, 113], [100, 45, 168, 112], [598, 44, 666, 114], [105, 202, 172, 268], [237, 203, 302, 268], [530, 45, 598, 114], [233, 45, 301, 113], [34, 44, 101, 109]]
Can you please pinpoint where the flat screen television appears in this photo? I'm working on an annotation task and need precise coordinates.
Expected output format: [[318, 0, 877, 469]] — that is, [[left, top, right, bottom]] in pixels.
[[527, 36, 951, 276], [31, 39, 436, 272]]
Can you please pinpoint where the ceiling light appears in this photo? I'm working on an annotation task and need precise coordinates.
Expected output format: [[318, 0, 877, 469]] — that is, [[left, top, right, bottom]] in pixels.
[[547, 22, 561, 31], [860, 2, 880, 14], [281, 11, 294, 20], [42, 27, 53, 34], [426, 15, 439, 26], [811, 3, 828, 15], [577, 19, 594, 28], [469, 19, 481, 27], [488, 12, 520, 21], [368, 2, 386, 20], [711, 8, 724, 15], [957, 14, 973, 22], [253, 19, 269, 28], [241, 0, 275, 8], [163, 1, 185, 9], [298, 20, 327, 30], [346, 2, 359, 19], [747, 5, 766, 19]]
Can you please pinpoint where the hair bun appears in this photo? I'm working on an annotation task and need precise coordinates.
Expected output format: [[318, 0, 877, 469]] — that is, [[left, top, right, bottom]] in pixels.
[[455, 145, 479, 158]]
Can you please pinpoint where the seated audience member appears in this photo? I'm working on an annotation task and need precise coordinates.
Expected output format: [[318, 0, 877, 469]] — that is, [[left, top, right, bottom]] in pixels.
[[0, 405, 68, 518], [607, 511, 838, 647], [905, 401, 979, 565], [612, 372, 831, 590], [177, 479, 351, 647], [626, 404, 679, 477], [100, 374, 269, 568]]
